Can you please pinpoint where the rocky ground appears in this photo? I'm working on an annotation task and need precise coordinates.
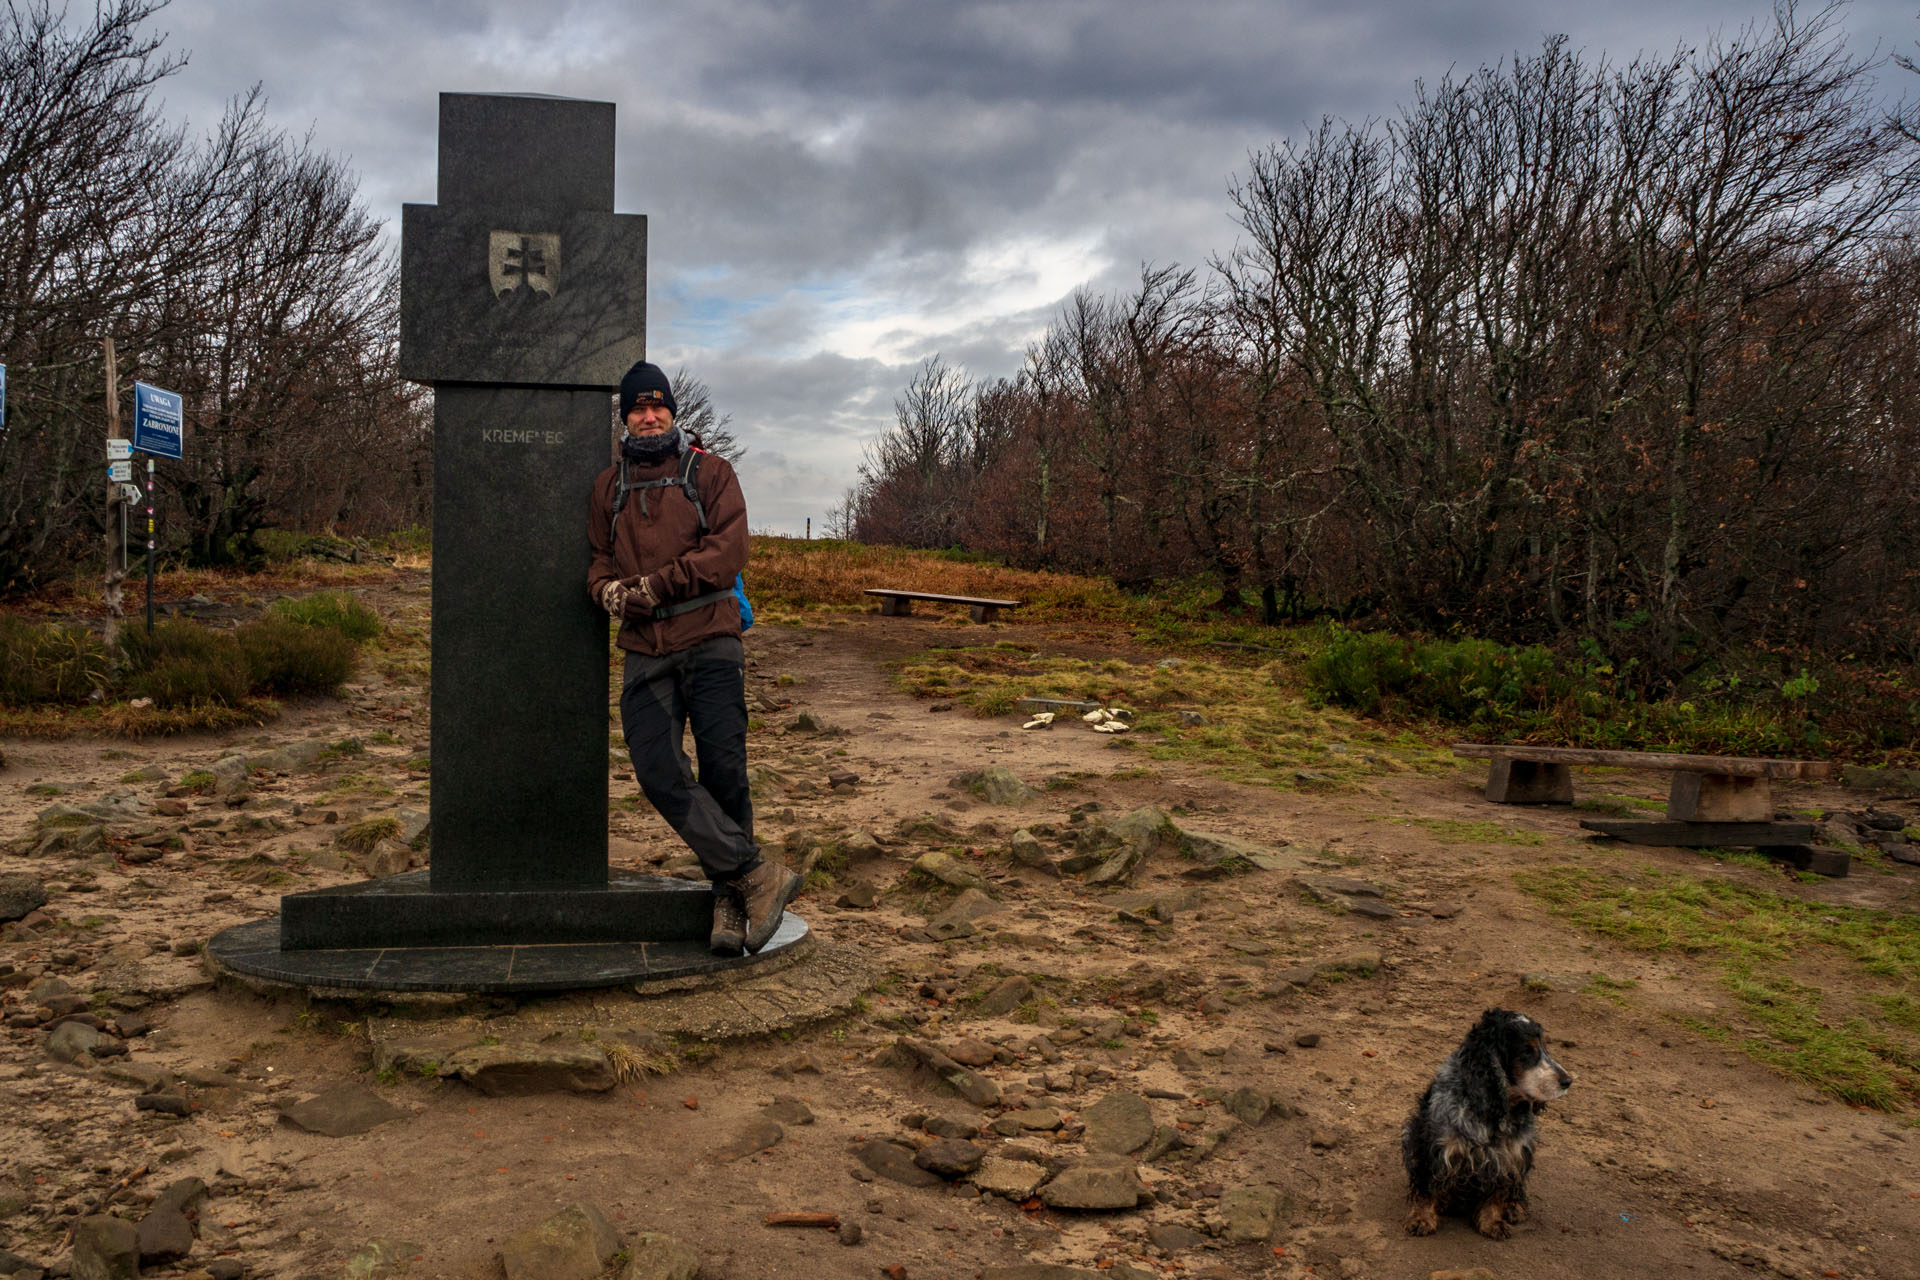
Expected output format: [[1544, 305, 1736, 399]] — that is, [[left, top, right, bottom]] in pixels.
[[2, 567, 1919, 1280]]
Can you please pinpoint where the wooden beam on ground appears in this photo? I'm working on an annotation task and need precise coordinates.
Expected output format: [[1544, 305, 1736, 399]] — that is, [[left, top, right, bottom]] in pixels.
[[1578, 819, 1815, 847]]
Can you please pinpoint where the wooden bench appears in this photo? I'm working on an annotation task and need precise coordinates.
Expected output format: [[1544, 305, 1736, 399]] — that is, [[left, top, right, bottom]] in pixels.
[[1452, 743, 1844, 873], [865, 589, 1023, 624]]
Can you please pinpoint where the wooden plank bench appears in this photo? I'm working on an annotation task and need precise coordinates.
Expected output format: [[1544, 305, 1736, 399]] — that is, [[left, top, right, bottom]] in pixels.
[[1452, 743, 1845, 874], [865, 588, 1023, 624]]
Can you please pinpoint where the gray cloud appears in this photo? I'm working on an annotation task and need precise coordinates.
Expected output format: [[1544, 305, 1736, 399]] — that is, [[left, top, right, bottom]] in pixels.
[[146, 0, 1917, 533]]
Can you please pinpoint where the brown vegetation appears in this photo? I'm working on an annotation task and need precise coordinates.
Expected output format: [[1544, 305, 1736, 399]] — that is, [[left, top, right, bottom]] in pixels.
[[841, 10, 1920, 688], [0, 1, 427, 590]]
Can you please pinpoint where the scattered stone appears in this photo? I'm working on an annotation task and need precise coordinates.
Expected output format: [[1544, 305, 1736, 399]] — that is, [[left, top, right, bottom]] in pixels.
[[205, 1260, 245, 1280], [970, 1157, 1050, 1199], [1309, 1130, 1339, 1149], [835, 882, 879, 909], [497, 1203, 619, 1280], [1181, 830, 1289, 871], [962, 767, 1041, 806], [28, 976, 72, 1001], [1427, 1271, 1500, 1280], [442, 1043, 617, 1095], [1082, 1092, 1154, 1155], [927, 889, 1003, 938], [0, 874, 49, 923], [47, 1022, 109, 1063], [1038, 1154, 1146, 1210], [622, 1232, 700, 1280], [1008, 830, 1058, 875], [154, 1178, 209, 1216], [135, 1093, 190, 1117], [911, 850, 984, 890], [1294, 1032, 1322, 1049], [898, 1038, 1001, 1107], [277, 1083, 408, 1137], [762, 1097, 815, 1125], [717, 1118, 786, 1161], [1148, 1222, 1208, 1251], [921, 1114, 979, 1139], [134, 1206, 194, 1264], [102, 1060, 174, 1092], [855, 1139, 943, 1188], [976, 975, 1035, 1017], [914, 1139, 986, 1178], [1220, 1185, 1287, 1241], [363, 838, 412, 878], [70, 1215, 139, 1280], [942, 1036, 995, 1068], [1220, 1087, 1273, 1126], [1319, 950, 1382, 977], [340, 1237, 422, 1280], [1297, 873, 1383, 900], [837, 1222, 863, 1246]]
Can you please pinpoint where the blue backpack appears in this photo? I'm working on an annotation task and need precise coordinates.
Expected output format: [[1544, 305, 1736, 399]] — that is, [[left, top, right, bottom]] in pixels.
[[608, 447, 753, 631]]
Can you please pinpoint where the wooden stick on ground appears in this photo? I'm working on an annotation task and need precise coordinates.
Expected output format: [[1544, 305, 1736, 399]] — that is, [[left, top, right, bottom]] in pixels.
[[763, 1211, 841, 1229], [61, 1163, 149, 1247]]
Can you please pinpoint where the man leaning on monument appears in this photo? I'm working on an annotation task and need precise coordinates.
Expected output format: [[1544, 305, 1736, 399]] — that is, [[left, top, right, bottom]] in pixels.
[[587, 360, 800, 955]]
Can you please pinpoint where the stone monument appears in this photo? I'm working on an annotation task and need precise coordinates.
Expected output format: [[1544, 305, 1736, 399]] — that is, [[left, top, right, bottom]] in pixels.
[[208, 93, 803, 992]]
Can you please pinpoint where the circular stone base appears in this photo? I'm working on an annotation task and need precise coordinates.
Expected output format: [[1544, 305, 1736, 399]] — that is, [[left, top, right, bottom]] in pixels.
[[206, 912, 809, 995]]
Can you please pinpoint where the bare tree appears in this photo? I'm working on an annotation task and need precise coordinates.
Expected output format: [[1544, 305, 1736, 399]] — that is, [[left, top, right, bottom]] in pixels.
[[669, 367, 746, 463]]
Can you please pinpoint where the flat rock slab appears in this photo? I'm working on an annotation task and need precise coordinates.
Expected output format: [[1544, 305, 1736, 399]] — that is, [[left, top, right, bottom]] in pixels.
[[716, 1117, 786, 1161], [624, 1233, 701, 1280], [498, 1203, 619, 1280], [1082, 1092, 1154, 1154], [1295, 874, 1385, 900], [442, 1044, 617, 1096], [1221, 1184, 1288, 1241], [1038, 1154, 1145, 1210], [976, 975, 1035, 1016], [277, 1083, 408, 1137], [970, 1157, 1050, 1199]]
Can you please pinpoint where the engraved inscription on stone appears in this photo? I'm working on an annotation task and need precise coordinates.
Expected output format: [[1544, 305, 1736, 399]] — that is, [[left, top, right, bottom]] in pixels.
[[489, 231, 561, 299], [481, 429, 563, 444]]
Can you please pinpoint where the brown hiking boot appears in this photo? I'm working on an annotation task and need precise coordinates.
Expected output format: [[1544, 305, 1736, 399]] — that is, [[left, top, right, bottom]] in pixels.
[[710, 884, 747, 956], [731, 859, 801, 953]]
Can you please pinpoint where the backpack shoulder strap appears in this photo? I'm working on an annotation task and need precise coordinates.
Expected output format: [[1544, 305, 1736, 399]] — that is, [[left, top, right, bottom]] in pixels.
[[680, 448, 708, 534], [607, 460, 629, 542]]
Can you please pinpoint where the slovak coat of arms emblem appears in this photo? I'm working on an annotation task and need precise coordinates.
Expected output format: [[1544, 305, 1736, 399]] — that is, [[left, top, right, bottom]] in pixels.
[[488, 231, 561, 299]]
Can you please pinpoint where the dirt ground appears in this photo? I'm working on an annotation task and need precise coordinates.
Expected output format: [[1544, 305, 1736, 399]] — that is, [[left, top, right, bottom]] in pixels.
[[2, 567, 1918, 1280]]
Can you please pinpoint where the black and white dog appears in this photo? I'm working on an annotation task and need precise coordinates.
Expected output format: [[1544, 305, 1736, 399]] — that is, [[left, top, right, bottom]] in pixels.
[[1401, 1008, 1573, 1239]]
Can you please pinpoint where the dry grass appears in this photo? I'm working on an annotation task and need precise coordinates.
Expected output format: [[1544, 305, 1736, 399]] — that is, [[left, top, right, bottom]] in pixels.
[[19, 562, 402, 620], [747, 538, 1137, 624]]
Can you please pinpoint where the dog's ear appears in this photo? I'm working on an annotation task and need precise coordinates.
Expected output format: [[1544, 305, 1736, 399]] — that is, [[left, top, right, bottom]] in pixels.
[[1462, 1009, 1515, 1118]]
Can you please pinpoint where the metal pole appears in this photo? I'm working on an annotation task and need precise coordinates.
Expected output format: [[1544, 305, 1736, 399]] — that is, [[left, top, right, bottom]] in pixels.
[[145, 458, 155, 634], [103, 337, 125, 625]]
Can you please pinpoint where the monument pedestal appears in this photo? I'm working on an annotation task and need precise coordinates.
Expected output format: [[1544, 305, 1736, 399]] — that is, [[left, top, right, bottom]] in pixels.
[[209, 884, 808, 994]]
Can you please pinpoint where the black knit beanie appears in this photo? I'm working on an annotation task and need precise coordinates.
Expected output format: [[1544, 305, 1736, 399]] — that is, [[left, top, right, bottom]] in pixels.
[[619, 361, 676, 420]]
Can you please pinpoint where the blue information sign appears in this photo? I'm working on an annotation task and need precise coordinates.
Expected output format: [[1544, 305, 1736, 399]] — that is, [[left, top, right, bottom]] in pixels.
[[132, 382, 183, 460]]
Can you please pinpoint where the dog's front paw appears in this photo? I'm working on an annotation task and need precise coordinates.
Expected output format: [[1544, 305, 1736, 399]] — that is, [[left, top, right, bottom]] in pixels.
[[1504, 1198, 1530, 1224], [1474, 1201, 1514, 1240], [1404, 1198, 1439, 1236]]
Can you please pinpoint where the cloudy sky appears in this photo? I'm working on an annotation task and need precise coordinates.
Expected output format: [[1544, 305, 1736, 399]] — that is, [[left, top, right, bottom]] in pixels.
[[144, 0, 1917, 535]]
